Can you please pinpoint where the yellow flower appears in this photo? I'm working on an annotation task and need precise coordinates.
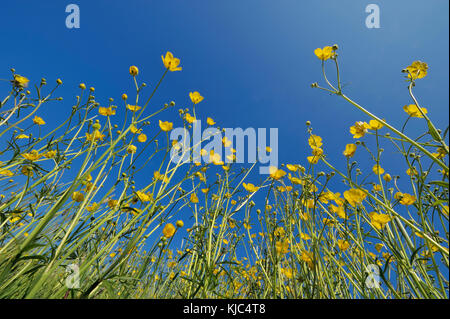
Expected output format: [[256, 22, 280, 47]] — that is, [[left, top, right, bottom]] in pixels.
[[189, 91, 204, 104], [300, 233, 311, 240], [337, 239, 350, 251], [266, 146, 272, 153], [86, 130, 105, 143], [185, 113, 196, 124], [442, 205, 449, 217], [281, 268, 293, 279], [190, 193, 199, 203], [129, 125, 141, 134], [206, 117, 215, 125], [405, 61, 428, 80], [222, 137, 232, 147], [137, 134, 147, 143], [159, 120, 173, 132], [432, 147, 447, 159], [274, 227, 286, 238], [375, 243, 384, 252], [108, 199, 118, 209], [243, 183, 259, 193], [343, 188, 367, 207], [275, 239, 289, 255], [269, 166, 286, 180], [372, 164, 385, 175], [16, 134, 29, 139], [400, 193, 416, 206], [314, 46, 334, 61], [209, 150, 224, 165], [161, 51, 182, 71], [307, 148, 323, 164], [329, 204, 347, 219], [33, 116, 45, 125], [127, 145, 137, 154], [176, 220, 184, 228], [21, 150, 42, 161], [126, 104, 142, 112], [0, 169, 14, 177], [367, 119, 384, 130], [403, 104, 428, 118], [136, 190, 152, 202], [72, 191, 84, 202], [343, 144, 357, 158], [99, 106, 116, 116], [154, 171, 169, 183], [129, 65, 139, 76], [308, 134, 323, 149], [301, 250, 314, 269], [86, 203, 99, 212], [406, 167, 418, 176], [369, 212, 391, 230], [286, 164, 298, 172], [383, 173, 392, 182], [163, 223, 176, 238], [349, 121, 368, 138], [13, 74, 29, 88], [21, 166, 33, 177]]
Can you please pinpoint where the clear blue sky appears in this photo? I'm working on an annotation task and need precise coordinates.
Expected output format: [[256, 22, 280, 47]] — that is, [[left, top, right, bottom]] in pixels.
[[1, 1, 448, 230]]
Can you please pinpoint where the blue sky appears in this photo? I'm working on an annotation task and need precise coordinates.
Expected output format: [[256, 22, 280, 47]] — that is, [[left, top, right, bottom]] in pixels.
[[1, 1, 448, 236]]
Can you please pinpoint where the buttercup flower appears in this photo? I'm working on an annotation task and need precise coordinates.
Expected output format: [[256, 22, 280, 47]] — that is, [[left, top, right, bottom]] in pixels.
[[372, 164, 385, 175], [314, 46, 334, 61], [21, 150, 42, 161], [72, 191, 84, 202], [400, 193, 416, 206], [349, 121, 368, 138], [176, 220, 184, 228], [13, 74, 29, 88], [127, 145, 137, 154], [406, 167, 418, 176], [185, 113, 196, 124], [337, 239, 350, 251], [405, 61, 428, 80], [126, 104, 142, 112], [162, 51, 182, 71], [99, 106, 116, 116], [308, 134, 323, 149], [137, 134, 147, 143], [343, 144, 357, 158], [0, 169, 14, 177], [369, 212, 391, 230], [190, 193, 199, 203], [368, 119, 384, 130], [269, 166, 287, 180], [243, 183, 259, 193], [206, 117, 215, 125], [403, 104, 428, 118], [343, 188, 367, 207], [136, 190, 152, 202], [189, 91, 204, 104], [163, 223, 176, 238], [33, 116, 46, 125], [159, 120, 173, 132], [129, 65, 139, 76]]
